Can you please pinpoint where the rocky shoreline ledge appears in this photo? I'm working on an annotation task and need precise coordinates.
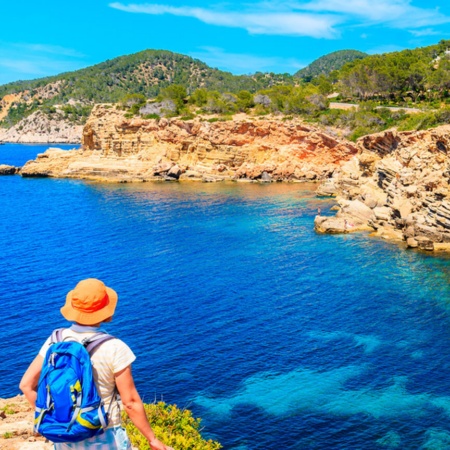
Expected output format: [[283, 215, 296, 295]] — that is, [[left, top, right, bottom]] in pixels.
[[17, 105, 358, 182], [314, 125, 450, 252]]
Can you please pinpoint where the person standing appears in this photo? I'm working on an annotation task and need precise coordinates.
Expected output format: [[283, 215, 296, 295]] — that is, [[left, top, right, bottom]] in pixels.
[[20, 278, 174, 450]]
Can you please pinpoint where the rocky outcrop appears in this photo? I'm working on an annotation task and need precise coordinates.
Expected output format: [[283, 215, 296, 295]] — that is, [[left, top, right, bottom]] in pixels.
[[0, 165, 19, 175], [21, 105, 358, 182], [0, 111, 82, 144], [315, 125, 450, 252]]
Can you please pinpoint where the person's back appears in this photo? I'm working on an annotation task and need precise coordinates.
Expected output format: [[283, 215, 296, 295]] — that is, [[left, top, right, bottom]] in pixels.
[[20, 278, 173, 450]]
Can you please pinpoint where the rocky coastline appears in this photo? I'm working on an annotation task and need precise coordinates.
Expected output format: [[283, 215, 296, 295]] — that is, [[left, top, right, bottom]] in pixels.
[[314, 125, 450, 252], [0, 111, 82, 144], [18, 105, 358, 182], [4, 104, 450, 253]]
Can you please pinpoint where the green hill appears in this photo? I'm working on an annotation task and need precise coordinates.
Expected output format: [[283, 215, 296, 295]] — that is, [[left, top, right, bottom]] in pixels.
[[295, 50, 368, 80], [3, 41, 450, 138], [0, 49, 294, 127]]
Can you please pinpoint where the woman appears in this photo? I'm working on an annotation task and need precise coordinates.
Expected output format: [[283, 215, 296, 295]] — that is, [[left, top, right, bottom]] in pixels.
[[20, 278, 174, 450]]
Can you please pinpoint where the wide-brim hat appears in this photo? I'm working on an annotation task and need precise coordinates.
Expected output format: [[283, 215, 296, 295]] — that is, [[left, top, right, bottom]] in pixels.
[[61, 278, 118, 325]]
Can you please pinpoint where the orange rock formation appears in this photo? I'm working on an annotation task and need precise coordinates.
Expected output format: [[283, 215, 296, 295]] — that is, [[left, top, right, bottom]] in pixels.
[[21, 105, 358, 182]]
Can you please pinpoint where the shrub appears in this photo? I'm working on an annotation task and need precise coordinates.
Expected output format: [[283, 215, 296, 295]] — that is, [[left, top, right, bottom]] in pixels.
[[157, 84, 187, 111], [123, 402, 222, 450], [189, 88, 209, 106], [397, 111, 438, 131], [143, 113, 160, 120], [180, 113, 195, 121], [236, 90, 255, 111], [348, 126, 374, 141], [253, 104, 270, 115]]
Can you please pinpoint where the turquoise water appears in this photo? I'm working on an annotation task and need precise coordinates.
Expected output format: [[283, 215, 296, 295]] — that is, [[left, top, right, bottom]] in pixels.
[[1, 144, 450, 449]]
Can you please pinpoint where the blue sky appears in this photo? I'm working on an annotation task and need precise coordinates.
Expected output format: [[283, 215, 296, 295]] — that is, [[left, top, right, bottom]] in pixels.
[[1, 0, 450, 85]]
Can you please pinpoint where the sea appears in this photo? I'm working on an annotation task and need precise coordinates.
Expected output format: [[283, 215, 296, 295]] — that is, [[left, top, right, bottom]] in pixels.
[[1, 143, 450, 449]]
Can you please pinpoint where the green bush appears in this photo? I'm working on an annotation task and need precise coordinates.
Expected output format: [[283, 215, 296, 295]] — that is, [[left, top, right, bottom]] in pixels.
[[157, 84, 187, 111], [348, 126, 375, 141], [189, 88, 209, 107], [236, 90, 255, 111], [143, 113, 160, 120], [123, 402, 222, 450], [397, 111, 438, 131]]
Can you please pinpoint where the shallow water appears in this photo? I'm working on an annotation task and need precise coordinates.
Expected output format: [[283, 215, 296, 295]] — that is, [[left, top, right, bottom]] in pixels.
[[1, 144, 450, 449]]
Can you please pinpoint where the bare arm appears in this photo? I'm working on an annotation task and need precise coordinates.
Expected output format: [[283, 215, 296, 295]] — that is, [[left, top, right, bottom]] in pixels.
[[19, 355, 43, 408], [115, 365, 173, 450]]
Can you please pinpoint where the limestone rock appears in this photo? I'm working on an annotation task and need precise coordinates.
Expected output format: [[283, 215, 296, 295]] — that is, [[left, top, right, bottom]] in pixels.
[[415, 236, 434, 251], [166, 164, 182, 180], [0, 111, 81, 144], [315, 124, 450, 254], [338, 199, 373, 223], [373, 207, 391, 221], [0, 164, 18, 175], [19, 105, 359, 183], [406, 237, 418, 248]]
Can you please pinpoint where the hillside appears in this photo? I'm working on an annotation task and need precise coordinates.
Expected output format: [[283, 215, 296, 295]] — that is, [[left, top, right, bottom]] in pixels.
[[3, 41, 450, 144], [0, 49, 293, 129], [337, 40, 450, 102], [295, 50, 368, 80]]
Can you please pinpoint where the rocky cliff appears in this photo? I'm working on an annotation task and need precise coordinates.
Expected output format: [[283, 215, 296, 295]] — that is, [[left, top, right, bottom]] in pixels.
[[0, 111, 82, 144], [315, 125, 450, 252], [20, 105, 358, 182]]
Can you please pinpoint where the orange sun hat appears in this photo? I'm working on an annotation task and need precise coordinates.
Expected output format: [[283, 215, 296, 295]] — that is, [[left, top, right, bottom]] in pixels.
[[61, 278, 118, 325]]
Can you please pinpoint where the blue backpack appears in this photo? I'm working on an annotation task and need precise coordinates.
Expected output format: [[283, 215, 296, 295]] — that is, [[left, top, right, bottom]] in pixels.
[[34, 328, 115, 443]]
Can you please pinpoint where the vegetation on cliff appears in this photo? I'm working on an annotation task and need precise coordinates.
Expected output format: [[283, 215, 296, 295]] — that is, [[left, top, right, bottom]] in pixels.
[[0, 396, 221, 450], [2, 40, 450, 140], [123, 402, 221, 449]]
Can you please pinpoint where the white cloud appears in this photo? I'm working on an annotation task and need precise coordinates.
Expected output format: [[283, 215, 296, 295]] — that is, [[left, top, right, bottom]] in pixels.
[[190, 46, 306, 74], [109, 2, 342, 38], [0, 42, 86, 84], [298, 0, 450, 28], [409, 28, 441, 37], [109, 0, 450, 38]]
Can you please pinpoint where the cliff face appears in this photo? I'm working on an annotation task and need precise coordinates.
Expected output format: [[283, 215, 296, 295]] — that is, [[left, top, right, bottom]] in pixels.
[[0, 111, 82, 144], [315, 125, 450, 251], [21, 105, 358, 181]]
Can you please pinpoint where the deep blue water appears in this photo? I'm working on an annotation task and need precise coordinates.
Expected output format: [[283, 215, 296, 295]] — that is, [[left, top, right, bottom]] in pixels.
[[1, 144, 450, 449]]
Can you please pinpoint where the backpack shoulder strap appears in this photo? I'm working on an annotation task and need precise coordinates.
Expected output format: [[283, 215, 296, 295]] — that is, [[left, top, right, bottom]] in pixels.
[[50, 328, 65, 344], [83, 332, 115, 356]]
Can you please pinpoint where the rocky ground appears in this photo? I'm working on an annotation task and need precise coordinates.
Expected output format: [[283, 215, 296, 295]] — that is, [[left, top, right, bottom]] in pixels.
[[0, 396, 51, 450], [314, 125, 450, 252]]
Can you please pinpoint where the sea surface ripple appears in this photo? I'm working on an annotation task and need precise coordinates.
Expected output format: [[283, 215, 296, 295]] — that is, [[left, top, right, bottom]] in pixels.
[[1, 144, 450, 449]]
